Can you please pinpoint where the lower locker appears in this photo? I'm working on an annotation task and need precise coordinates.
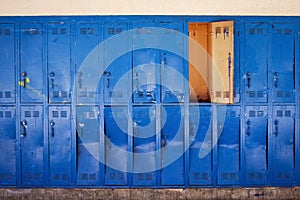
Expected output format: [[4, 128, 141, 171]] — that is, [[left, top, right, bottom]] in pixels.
[[76, 106, 100, 185], [161, 105, 184, 186], [244, 106, 268, 185], [0, 106, 16, 185], [217, 106, 240, 185], [271, 106, 295, 186], [104, 106, 128, 185], [20, 106, 44, 186], [132, 106, 156, 186], [189, 106, 212, 185], [48, 106, 72, 185]]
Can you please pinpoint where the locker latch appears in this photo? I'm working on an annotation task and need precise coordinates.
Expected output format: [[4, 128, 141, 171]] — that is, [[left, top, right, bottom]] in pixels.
[[49, 72, 55, 89], [273, 119, 279, 136], [246, 72, 251, 88], [273, 72, 278, 88], [161, 134, 167, 148], [246, 120, 251, 136], [50, 120, 55, 137], [20, 72, 30, 88], [78, 72, 83, 89], [20, 120, 27, 137], [103, 71, 111, 88]]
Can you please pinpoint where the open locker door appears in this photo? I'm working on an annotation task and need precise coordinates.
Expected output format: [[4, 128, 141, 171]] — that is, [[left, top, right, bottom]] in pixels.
[[209, 21, 234, 104]]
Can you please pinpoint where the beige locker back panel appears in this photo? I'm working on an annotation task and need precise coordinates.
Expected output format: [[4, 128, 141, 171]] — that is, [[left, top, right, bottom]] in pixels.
[[209, 21, 234, 104]]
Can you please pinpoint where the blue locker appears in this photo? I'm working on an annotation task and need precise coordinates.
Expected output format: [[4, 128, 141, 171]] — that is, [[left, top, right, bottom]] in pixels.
[[47, 23, 71, 103], [244, 106, 268, 185], [20, 23, 44, 103], [189, 106, 212, 185], [0, 107, 16, 185], [76, 106, 100, 185], [217, 106, 240, 185], [270, 23, 295, 103], [75, 23, 101, 103], [132, 22, 160, 103], [161, 105, 184, 186], [104, 106, 128, 185], [132, 106, 156, 186], [20, 106, 44, 186], [48, 106, 72, 185], [103, 23, 131, 104], [271, 106, 295, 185], [160, 22, 185, 103], [241, 23, 268, 102], [0, 24, 15, 103]]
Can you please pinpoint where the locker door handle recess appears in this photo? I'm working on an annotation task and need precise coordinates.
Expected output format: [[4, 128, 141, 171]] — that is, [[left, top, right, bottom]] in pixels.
[[50, 120, 55, 137], [50, 72, 55, 89], [21, 120, 27, 137], [246, 120, 251, 136], [273, 119, 279, 136], [21, 72, 28, 88], [161, 134, 167, 148]]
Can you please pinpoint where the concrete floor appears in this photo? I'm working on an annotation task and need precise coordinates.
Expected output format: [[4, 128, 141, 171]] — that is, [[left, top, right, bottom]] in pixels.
[[0, 187, 300, 200]]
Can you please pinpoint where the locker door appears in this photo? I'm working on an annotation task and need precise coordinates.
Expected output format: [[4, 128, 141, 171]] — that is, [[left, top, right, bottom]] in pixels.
[[75, 23, 100, 103], [270, 23, 295, 103], [217, 106, 240, 185], [161, 105, 184, 185], [189, 106, 212, 185], [160, 22, 185, 103], [0, 24, 15, 103], [132, 22, 160, 103], [104, 106, 128, 185], [132, 106, 156, 186], [20, 23, 44, 103], [241, 23, 268, 102], [103, 23, 131, 104], [76, 106, 100, 185], [209, 21, 234, 104], [244, 106, 268, 185], [0, 107, 16, 185], [20, 106, 44, 186], [271, 106, 295, 185], [48, 23, 71, 103], [48, 106, 72, 185]]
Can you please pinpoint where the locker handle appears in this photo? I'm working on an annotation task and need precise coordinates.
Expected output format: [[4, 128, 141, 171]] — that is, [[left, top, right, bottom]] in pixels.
[[78, 72, 83, 89], [20, 120, 27, 137], [78, 122, 84, 135], [50, 120, 55, 137], [246, 120, 251, 136], [273, 119, 279, 136], [103, 71, 111, 88], [161, 134, 167, 148], [50, 72, 55, 89], [21, 72, 27, 88], [273, 72, 278, 88], [246, 72, 251, 88]]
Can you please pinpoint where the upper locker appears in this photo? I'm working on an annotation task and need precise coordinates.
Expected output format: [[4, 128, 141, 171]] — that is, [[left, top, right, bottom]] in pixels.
[[270, 23, 296, 103], [0, 24, 15, 103], [209, 21, 234, 104], [20, 23, 44, 103], [47, 22, 71, 103], [189, 21, 234, 104]]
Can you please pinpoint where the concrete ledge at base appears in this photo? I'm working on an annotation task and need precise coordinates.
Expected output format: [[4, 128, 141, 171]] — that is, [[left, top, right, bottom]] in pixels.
[[0, 187, 300, 200]]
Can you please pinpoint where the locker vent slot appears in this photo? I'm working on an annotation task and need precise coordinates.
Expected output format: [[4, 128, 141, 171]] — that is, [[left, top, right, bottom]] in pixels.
[[108, 28, 115, 34], [277, 110, 283, 117], [137, 174, 143, 180], [257, 28, 263, 34], [62, 174, 68, 180], [285, 92, 291, 97], [116, 28, 122, 34], [249, 111, 256, 117], [0, 111, 3, 118], [249, 172, 255, 180], [25, 173, 32, 180], [224, 91, 230, 98], [53, 174, 59, 180], [32, 28, 39, 35], [257, 91, 263, 97], [249, 28, 255, 34], [0, 173, 12, 180], [221, 173, 228, 180], [257, 173, 263, 180], [81, 173, 88, 180], [60, 28, 66, 35], [230, 173, 236, 180], [32, 111, 39, 117], [257, 111, 264, 117], [79, 91, 87, 97], [89, 173, 96, 180], [52, 111, 59, 118], [5, 111, 11, 118], [285, 110, 291, 117], [88, 28, 94, 34], [80, 28, 86, 34], [52, 28, 58, 35], [276, 29, 283, 35], [53, 91, 59, 98], [109, 172, 115, 179], [88, 92, 95, 98], [201, 173, 208, 180], [5, 91, 11, 98], [249, 91, 255, 97], [88, 112, 95, 118], [5, 28, 11, 35], [277, 91, 282, 97], [25, 111, 31, 117], [0, 92, 2, 98], [61, 111, 67, 118], [61, 91, 68, 98], [118, 172, 124, 180], [216, 91, 221, 98], [145, 173, 152, 180], [284, 28, 292, 35]]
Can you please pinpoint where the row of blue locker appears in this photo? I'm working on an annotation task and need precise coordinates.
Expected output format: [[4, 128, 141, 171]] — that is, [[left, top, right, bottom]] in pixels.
[[0, 104, 299, 187], [0, 20, 299, 104]]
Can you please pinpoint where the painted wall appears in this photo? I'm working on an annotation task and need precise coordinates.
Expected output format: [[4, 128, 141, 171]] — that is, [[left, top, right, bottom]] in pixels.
[[0, 0, 299, 16]]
